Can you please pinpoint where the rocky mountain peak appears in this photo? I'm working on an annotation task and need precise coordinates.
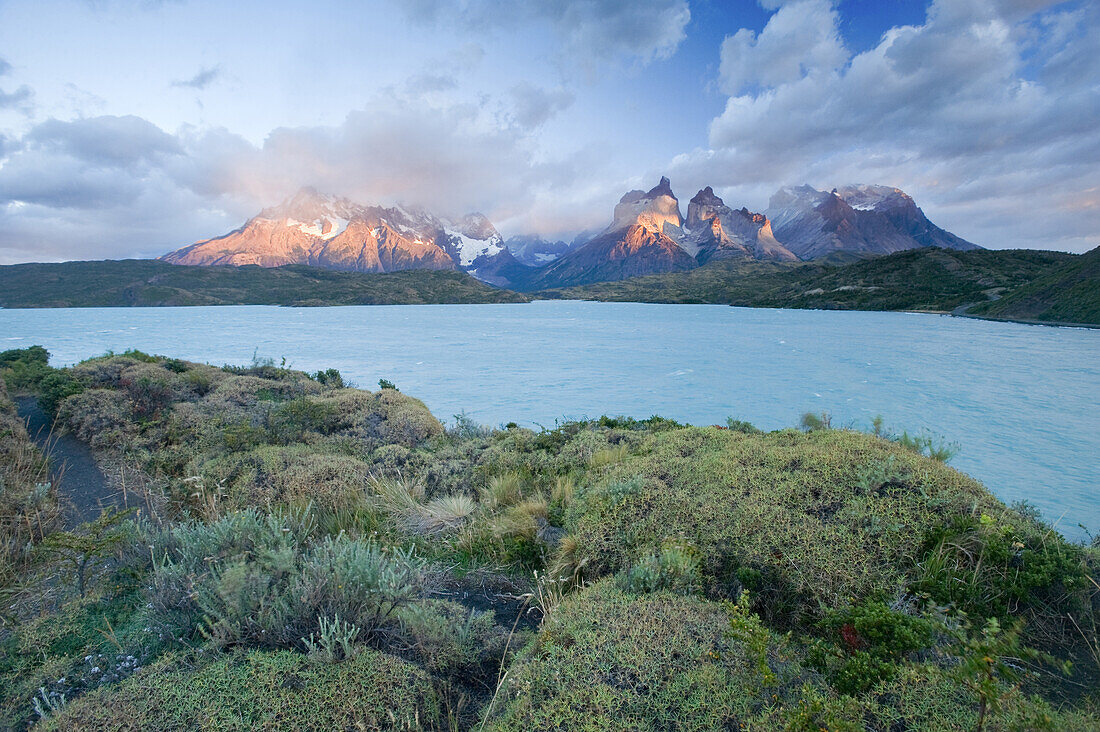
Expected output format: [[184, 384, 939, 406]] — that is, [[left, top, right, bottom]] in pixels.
[[452, 212, 500, 242], [766, 183, 979, 259], [834, 184, 912, 211], [686, 187, 725, 230], [689, 186, 723, 207], [609, 177, 683, 234], [647, 176, 676, 200]]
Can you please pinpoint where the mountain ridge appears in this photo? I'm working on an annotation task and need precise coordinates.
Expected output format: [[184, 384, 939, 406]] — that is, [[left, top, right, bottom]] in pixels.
[[161, 179, 981, 291]]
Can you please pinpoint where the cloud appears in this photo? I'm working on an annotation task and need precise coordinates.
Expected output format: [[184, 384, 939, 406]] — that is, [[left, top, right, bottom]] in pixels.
[[669, 0, 1100, 252], [0, 55, 34, 115], [0, 89, 604, 262], [24, 115, 183, 171], [719, 0, 846, 94], [171, 65, 221, 90], [405, 73, 459, 95], [0, 86, 34, 112], [399, 0, 690, 72], [508, 83, 575, 128]]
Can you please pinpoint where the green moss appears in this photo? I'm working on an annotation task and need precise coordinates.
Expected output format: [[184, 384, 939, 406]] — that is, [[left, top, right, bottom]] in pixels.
[[484, 579, 797, 731], [36, 648, 440, 731], [568, 427, 1002, 622], [0, 592, 145, 731]]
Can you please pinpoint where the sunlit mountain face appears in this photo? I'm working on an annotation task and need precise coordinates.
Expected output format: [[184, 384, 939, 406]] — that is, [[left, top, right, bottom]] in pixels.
[[164, 177, 979, 291]]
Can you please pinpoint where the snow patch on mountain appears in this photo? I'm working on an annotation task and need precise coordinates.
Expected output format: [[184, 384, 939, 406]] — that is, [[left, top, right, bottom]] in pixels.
[[449, 230, 504, 266]]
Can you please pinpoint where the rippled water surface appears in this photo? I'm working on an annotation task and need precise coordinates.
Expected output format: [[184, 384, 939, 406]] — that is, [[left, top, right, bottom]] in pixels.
[[2, 301, 1097, 536]]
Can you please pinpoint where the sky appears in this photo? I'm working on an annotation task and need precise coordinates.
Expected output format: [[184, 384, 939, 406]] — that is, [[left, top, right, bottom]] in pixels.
[[0, 0, 1097, 263]]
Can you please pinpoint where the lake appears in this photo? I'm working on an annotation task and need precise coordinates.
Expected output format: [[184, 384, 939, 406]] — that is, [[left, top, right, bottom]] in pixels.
[[1, 301, 1097, 538]]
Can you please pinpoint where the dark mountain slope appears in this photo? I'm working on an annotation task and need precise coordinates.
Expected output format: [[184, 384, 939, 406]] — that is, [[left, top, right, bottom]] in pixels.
[[0, 260, 528, 308], [967, 246, 1099, 325], [541, 248, 1074, 313]]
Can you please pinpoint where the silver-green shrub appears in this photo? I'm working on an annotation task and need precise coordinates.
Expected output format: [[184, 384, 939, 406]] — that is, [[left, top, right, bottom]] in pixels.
[[144, 508, 424, 651]]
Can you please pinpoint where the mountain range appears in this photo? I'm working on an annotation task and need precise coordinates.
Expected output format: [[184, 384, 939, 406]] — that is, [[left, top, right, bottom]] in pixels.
[[161, 179, 979, 290]]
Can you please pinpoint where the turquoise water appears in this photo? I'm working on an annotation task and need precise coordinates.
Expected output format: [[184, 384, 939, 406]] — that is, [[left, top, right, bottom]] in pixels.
[[1, 301, 1097, 537]]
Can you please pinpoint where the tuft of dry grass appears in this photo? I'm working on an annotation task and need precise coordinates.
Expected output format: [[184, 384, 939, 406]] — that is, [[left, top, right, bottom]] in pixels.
[[415, 494, 477, 535], [588, 444, 629, 470], [479, 472, 524, 511], [0, 381, 63, 585], [370, 474, 474, 536]]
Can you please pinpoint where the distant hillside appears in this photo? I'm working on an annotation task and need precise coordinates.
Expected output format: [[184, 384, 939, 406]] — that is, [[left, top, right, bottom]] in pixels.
[[0, 260, 529, 308], [542, 248, 1076, 314], [967, 246, 1099, 325]]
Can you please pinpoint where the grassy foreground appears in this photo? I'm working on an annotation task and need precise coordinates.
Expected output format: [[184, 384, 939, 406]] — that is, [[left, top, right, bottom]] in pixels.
[[1, 346, 1097, 730], [0, 260, 529, 308]]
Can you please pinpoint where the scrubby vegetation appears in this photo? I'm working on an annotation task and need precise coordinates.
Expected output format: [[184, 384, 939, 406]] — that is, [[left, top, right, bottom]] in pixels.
[[0, 374, 62, 588], [968, 245, 1099, 325], [542, 248, 1091, 322], [1, 345, 1097, 730]]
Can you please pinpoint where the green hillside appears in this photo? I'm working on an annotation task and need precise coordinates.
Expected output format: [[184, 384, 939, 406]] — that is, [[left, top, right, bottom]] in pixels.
[[0, 260, 528, 308], [968, 246, 1099, 325], [543, 248, 1077, 315]]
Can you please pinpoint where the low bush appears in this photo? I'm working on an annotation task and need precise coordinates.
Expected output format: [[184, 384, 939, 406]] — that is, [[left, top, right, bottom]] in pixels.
[[567, 427, 1003, 623], [395, 600, 510, 679], [619, 541, 701, 596], [0, 345, 52, 392], [914, 512, 1090, 644], [58, 388, 136, 449], [145, 509, 425, 651], [36, 648, 441, 731], [484, 579, 802, 730], [809, 599, 935, 694]]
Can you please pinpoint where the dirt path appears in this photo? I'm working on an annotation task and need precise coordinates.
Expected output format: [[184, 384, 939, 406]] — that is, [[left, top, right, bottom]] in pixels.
[[16, 397, 115, 528]]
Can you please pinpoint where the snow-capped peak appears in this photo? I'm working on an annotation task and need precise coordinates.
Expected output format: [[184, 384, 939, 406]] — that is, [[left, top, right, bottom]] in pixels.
[[444, 212, 505, 266], [834, 184, 911, 211]]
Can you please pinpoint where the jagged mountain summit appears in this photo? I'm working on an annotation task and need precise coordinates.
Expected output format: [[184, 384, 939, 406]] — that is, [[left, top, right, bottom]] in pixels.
[[503, 235, 578, 267], [682, 186, 797, 263], [162, 188, 510, 277], [766, 184, 979, 260], [519, 177, 796, 290], [162, 180, 981, 291]]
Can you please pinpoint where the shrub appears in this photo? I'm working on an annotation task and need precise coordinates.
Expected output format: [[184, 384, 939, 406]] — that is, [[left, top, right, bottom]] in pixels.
[[265, 396, 339, 443], [448, 410, 491, 440], [620, 541, 701, 595], [41, 508, 135, 598], [146, 510, 425, 651], [809, 599, 935, 695], [395, 600, 509, 678], [725, 418, 763, 434], [0, 380, 61, 583], [0, 345, 51, 391], [37, 648, 441, 731], [301, 613, 362, 663], [37, 370, 86, 415], [484, 579, 802, 730], [800, 411, 832, 431], [567, 427, 1001, 623], [897, 430, 960, 462], [58, 388, 136, 449], [914, 512, 1089, 637]]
